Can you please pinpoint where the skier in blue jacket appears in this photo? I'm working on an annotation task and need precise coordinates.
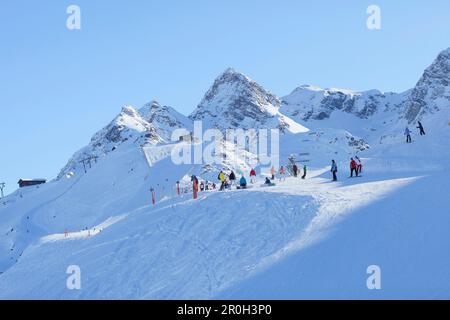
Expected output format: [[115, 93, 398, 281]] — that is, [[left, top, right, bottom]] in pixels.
[[331, 160, 338, 181], [405, 127, 412, 143]]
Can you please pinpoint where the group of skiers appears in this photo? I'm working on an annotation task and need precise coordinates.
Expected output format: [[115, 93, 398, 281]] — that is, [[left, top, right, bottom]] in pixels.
[[212, 163, 309, 192], [149, 120, 428, 205], [292, 164, 307, 179], [330, 155, 363, 181], [217, 170, 248, 190], [405, 121, 426, 143]]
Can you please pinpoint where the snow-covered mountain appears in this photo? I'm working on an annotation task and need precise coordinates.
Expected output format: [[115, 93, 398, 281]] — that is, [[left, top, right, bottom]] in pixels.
[[138, 100, 192, 140], [57, 106, 161, 179], [190, 68, 308, 134], [404, 48, 450, 122], [281, 86, 408, 122], [1, 48, 450, 299], [58, 101, 192, 179], [282, 48, 450, 131]]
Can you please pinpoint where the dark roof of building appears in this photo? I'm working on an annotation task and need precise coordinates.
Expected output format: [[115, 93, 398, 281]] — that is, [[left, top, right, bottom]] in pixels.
[[18, 179, 47, 183]]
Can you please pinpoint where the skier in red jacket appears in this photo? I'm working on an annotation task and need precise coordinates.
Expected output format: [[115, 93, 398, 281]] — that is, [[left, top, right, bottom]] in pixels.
[[350, 158, 358, 177], [250, 169, 257, 184]]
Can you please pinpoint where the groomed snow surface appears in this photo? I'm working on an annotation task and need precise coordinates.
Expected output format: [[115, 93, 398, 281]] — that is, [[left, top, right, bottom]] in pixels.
[[0, 152, 449, 299]]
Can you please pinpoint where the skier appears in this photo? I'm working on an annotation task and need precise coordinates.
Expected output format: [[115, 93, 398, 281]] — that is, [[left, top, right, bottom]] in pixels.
[[200, 181, 205, 192], [417, 121, 426, 136], [191, 175, 199, 199], [405, 127, 412, 143], [293, 164, 298, 177], [301, 165, 307, 179], [229, 171, 236, 186], [355, 156, 363, 175], [239, 176, 247, 189], [250, 168, 257, 183], [331, 160, 338, 181], [279, 166, 286, 181], [218, 171, 226, 191], [350, 158, 358, 177], [271, 166, 276, 180]]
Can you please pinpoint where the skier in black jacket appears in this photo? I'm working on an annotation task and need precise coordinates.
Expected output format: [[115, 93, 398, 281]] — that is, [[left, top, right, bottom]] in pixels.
[[417, 121, 426, 135], [229, 171, 236, 186], [293, 164, 298, 177]]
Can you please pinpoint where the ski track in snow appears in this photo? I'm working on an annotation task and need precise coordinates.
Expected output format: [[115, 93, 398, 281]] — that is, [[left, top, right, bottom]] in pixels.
[[0, 167, 430, 299]]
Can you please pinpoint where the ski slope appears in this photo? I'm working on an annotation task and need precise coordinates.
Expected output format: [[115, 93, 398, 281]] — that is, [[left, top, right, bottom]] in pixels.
[[0, 161, 449, 299]]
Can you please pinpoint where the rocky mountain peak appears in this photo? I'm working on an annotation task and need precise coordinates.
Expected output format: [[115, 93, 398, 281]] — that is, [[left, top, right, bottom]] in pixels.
[[404, 47, 450, 122], [189, 68, 288, 131]]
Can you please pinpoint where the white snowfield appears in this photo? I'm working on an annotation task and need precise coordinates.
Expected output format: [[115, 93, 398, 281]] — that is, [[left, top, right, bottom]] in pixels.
[[0, 157, 449, 299], [1, 49, 450, 299]]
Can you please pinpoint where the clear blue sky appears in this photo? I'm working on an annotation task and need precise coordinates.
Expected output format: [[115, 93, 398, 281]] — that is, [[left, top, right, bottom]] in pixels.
[[1, 0, 449, 195]]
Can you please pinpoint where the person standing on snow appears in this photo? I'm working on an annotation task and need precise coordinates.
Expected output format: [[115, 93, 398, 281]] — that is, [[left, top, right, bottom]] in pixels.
[[405, 127, 412, 143], [350, 158, 358, 177], [229, 170, 236, 186], [417, 121, 426, 136], [250, 168, 257, 184], [293, 164, 298, 177], [331, 160, 338, 181], [191, 175, 199, 199], [355, 156, 363, 175], [218, 171, 226, 191], [301, 165, 307, 179], [279, 166, 286, 181], [271, 166, 276, 180]]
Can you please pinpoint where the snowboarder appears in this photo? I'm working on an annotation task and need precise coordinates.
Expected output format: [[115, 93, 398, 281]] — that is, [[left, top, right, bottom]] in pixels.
[[301, 165, 307, 179], [405, 127, 412, 143], [250, 168, 257, 183], [271, 166, 276, 180], [355, 156, 363, 175], [279, 166, 286, 181], [331, 160, 338, 181], [350, 158, 358, 177], [293, 164, 298, 177], [229, 171, 236, 186], [417, 121, 426, 136]]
